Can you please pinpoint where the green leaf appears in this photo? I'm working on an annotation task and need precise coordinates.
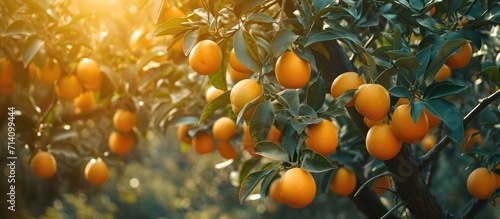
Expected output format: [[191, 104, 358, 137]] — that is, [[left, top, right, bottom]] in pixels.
[[425, 39, 469, 85], [480, 66, 500, 84], [139, 64, 174, 91], [233, 0, 267, 17], [424, 99, 464, 145], [423, 81, 468, 100], [234, 29, 261, 73], [487, 154, 500, 171], [208, 40, 230, 91], [153, 17, 190, 36], [277, 89, 300, 117], [239, 169, 272, 203], [22, 35, 44, 68], [255, 141, 289, 161], [271, 29, 298, 58], [249, 101, 275, 142], [389, 86, 411, 98], [236, 94, 263, 124], [260, 170, 279, 201], [3, 20, 35, 36], [247, 13, 276, 24], [199, 91, 231, 124], [409, 101, 425, 125], [306, 27, 361, 47], [239, 158, 261, 184], [329, 89, 356, 109], [306, 76, 326, 111], [300, 149, 337, 173]]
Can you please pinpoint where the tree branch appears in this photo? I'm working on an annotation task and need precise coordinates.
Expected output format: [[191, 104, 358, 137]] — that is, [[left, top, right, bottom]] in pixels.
[[418, 89, 500, 168]]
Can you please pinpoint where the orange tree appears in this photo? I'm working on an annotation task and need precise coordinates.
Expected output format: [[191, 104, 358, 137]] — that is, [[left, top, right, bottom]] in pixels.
[[1, 0, 500, 218]]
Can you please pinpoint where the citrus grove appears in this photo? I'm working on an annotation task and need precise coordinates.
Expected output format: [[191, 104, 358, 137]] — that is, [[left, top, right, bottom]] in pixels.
[[1, 0, 500, 218]]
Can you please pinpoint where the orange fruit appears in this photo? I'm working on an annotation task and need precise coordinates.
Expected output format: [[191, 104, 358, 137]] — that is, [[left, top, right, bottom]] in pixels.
[[466, 167, 496, 200], [192, 131, 215, 154], [354, 84, 390, 121], [55, 75, 84, 100], [372, 176, 391, 194], [205, 86, 224, 103], [217, 140, 238, 159], [0, 82, 15, 95], [395, 97, 409, 107], [37, 58, 62, 84], [113, 109, 136, 133], [330, 167, 357, 196], [230, 79, 263, 121], [330, 72, 366, 106], [76, 58, 103, 90], [423, 108, 441, 128], [429, 7, 436, 16], [188, 40, 222, 75], [421, 134, 436, 152], [229, 48, 253, 74], [31, 151, 57, 178], [0, 58, 14, 86], [267, 125, 282, 145], [391, 104, 429, 144], [28, 62, 39, 77], [461, 128, 484, 151], [269, 178, 284, 203], [74, 91, 96, 112], [177, 124, 193, 144], [155, 1, 185, 24], [242, 123, 258, 157], [227, 64, 249, 82], [363, 116, 388, 128], [304, 119, 338, 155], [279, 168, 316, 208], [366, 124, 402, 160], [275, 51, 311, 89], [84, 157, 109, 185], [212, 117, 238, 141], [108, 131, 134, 155], [445, 43, 472, 69], [434, 64, 452, 81]]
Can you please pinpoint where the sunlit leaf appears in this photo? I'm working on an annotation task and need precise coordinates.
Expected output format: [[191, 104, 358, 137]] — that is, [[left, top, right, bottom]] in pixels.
[[300, 149, 337, 173], [22, 35, 44, 67], [199, 91, 231, 124]]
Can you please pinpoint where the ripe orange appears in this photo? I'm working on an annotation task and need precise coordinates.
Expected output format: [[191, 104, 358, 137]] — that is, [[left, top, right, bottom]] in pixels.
[[177, 124, 193, 144], [28, 62, 39, 77], [230, 79, 263, 121], [55, 75, 84, 100], [0, 58, 14, 86], [76, 58, 103, 90], [37, 58, 62, 84], [421, 134, 436, 152], [467, 167, 496, 200], [304, 119, 338, 155], [192, 131, 215, 154], [84, 157, 109, 185], [434, 64, 452, 81], [74, 91, 96, 112], [113, 109, 136, 133], [269, 178, 284, 203], [330, 167, 357, 196], [212, 117, 238, 141], [366, 124, 402, 160], [267, 125, 282, 145], [217, 140, 238, 159], [108, 131, 134, 155], [0, 82, 15, 95], [395, 97, 409, 107], [155, 2, 185, 24], [494, 164, 500, 189], [445, 43, 472, 69], [423, 108, 441, 128], [275, 51, 311, 89], [391, 104, 429, 144], [461, 128, 484, 151], [205, 86, 224, 103], [429, 7, 436, 16], [229, 48, 253, 74], [372, 176, 391, 194], [31, 151, 57, 178], [354, 84, 390, 121], [227, 64, 249, 82], [242, 123, 258, 157], [188, 40, 222, 75], [330, 72, 366, 106], [363, 116, 388, 128], [279, 168, 316, 208]]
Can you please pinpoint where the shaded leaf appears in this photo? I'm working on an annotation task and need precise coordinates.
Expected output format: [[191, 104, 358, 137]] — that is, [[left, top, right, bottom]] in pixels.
[[199, 91, 231, 124], [271, 29, 298, 58], [255, 141, 289, 161], [22, 35, 44, 67], [424, 99, 464, 145], [300, 149, 337, 173], [234, 29, 261, 73], [306, 76, 326, 111], [249, 101, 275, 142], [423, 81, 468, 100], [239, 169, 273, 203]]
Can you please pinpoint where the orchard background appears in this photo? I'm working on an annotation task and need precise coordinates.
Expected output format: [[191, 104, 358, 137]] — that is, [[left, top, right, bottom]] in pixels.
[[1, 0, 500, 218]]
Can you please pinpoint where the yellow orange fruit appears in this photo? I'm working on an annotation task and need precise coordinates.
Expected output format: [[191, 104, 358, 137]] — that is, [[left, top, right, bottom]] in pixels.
[[304, 119, 338, 155], [28, 62, 39, 77], [330, 167, 357, 196], [461, 128, 484, 151], [31, 151, 57, 178], [37, 58, 62, 84], [279, 168, 316, 208], [445, 43, 472, 69], [217, 140, 238, 159], [189, 40, 222, 75], [192, 131, 215, 154], [230, 79, 263, 121], [395, 97, 409, 107], [467, 167, 496, 200], [372, 176, 391, 194], [354, 84, 390, 121], [0, 82, 15, 95], [76, 58, 103, 91], [330, 72, 366, 106], [269, 178, 284, 203], [229, 48, 253, 74], [84, 157, 109, 185], [434, 64, 452, 82], [421, 134, 436, 152], [155, 2, 185, 24], [205, 86, 225, 103], [177, 124, 193, 144], [429, 7, 436, 16], [275, 51, 311, 89], [212, 117, 238, 141], [423, 108, 441, 128], [113, 109, 136, 133], [108, 131, 134, 155], [74, 91, 96, 111], [0, 58, 14, 86], [366, 124, 402, 160], [242, 123, 259, 157], [267, 125, 282, 145], [363, 116, 388, 128], [227, 64, 249, 82], [391, 104, 429, 144], [55, 75, 84, 100]]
